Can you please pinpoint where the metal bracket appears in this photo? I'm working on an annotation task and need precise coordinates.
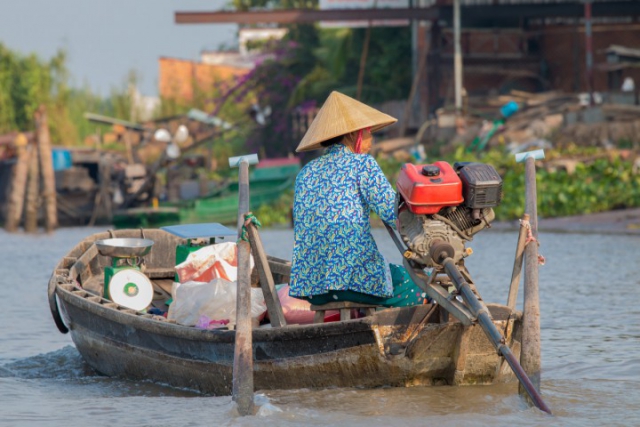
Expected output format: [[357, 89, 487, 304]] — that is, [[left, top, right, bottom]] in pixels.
[[403, 258, 475, 326]]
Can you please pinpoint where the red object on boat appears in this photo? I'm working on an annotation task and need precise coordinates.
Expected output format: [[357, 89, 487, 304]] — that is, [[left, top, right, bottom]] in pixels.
[[396, 161, 463, 214]]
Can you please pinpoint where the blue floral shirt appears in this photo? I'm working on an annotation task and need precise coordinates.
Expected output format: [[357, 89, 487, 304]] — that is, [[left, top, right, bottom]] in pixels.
[[290, 144, 397, 298]]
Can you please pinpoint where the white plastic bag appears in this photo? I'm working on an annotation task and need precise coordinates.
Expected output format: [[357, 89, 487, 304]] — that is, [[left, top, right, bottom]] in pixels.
[[168, 278, 266, 328]]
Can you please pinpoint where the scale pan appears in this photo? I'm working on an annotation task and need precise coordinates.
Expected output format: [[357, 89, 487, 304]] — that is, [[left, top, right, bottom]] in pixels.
[[95, 238, 154, 258]]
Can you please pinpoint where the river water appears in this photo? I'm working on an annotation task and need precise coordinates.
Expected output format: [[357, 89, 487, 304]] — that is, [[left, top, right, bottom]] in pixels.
[[0, 226, 638, 426]]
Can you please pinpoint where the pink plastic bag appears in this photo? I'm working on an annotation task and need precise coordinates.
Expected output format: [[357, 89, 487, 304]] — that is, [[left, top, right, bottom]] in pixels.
[[277, 285, 339, 324], [175, 242, 250, 283]]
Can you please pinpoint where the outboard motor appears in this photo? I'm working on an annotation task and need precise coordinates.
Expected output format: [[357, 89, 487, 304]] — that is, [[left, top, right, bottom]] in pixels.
[[395, 161, 503, 267]]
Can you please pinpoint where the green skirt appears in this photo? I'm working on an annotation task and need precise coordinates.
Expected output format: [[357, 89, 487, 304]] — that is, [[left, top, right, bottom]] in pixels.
[[304, 264, 429, 308]]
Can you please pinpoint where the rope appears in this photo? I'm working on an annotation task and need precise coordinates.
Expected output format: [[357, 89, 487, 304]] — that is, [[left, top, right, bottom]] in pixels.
[[520, 218, 546, 265], [239, 212, 262, 242]]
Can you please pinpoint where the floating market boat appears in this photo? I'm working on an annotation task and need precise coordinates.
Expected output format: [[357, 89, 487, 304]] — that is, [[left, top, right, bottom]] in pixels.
[[48, 226, 521, 395], [111, 158, 300, 228]]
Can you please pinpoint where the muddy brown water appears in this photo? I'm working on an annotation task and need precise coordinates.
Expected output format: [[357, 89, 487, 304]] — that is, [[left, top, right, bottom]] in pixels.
[[0, 226, 638, 426]]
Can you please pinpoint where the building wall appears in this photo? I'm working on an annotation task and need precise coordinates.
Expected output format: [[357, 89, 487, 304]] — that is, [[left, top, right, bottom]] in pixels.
[[158, 57, 250, 101], [540, 23, 640, 93], [431, 22, 640, 106]]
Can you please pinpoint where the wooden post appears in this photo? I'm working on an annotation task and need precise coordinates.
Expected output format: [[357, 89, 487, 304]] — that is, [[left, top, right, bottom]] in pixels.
[[507, 213, 530, 310], [521, 156, 541, 394], [35, 105, 57, 232], [237, 160, 250, 239], [233, 239, 255, 416], [24, 139, 41, 233], [229, 154, 258, 416], [99, 155, 113, 222], [5, 134, 30, 232]]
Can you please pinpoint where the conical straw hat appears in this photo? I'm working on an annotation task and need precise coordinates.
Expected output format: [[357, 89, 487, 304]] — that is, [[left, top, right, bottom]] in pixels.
[[295, 91, 397, 152]]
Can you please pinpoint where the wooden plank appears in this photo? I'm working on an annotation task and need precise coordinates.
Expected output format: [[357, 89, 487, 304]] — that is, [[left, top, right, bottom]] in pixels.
[[69, 243, 99, 284], [175, 8, 439, 25], [146, 267, 177, 279], [247, 223, 286, 328], [310, 301, 378, 311], [266, 255, 291, 277]]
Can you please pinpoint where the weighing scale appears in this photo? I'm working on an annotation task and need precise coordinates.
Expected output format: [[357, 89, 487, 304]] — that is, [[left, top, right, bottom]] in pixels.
[[95, 238, 155, 311]]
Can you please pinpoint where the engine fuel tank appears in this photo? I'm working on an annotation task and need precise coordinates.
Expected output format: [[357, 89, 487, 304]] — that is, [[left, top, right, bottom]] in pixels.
[[396, 161, 463, 214]]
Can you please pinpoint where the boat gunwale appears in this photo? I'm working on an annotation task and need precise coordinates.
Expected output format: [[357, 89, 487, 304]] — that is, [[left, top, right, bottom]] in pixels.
[[55, 282, 380, 344]]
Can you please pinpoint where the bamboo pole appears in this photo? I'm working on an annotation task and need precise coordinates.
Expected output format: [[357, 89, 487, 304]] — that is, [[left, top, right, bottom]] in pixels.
[[507, 213, 530, 310], [35, 105, 57, 232], [5, 134, 30, 232], [521, 156, 542, 394], [24, 139, 41, 233]]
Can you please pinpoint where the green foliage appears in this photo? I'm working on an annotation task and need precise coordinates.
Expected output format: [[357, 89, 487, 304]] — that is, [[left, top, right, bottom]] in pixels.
[[289, 26, 412, 106], [437, 146, 640, 221], [253, 147, 640, 227], [254, 189, 294, 227], [0, 43, 148, 146], [0, 43, 56, 134]]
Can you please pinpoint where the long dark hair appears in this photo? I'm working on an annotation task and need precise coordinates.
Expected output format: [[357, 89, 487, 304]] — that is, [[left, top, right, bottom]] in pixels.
[[320, 135, 344, 147]]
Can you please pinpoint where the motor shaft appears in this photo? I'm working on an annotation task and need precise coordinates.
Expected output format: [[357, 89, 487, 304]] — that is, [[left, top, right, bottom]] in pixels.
[[431, 242, 552, 415]]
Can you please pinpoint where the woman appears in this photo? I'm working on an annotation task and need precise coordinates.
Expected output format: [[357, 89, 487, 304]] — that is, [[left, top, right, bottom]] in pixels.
[[289, 91, 426, 307]]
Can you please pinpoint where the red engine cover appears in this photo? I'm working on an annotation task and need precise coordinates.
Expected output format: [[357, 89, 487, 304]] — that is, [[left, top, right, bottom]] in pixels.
[[396, 161, 463, 214]]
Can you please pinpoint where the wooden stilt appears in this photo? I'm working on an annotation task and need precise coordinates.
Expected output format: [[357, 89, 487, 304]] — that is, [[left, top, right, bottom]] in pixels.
[[24, 139, 41, 233], [100, 155, 113, 222], [5, 134, 30, 232], [35, 105, 57, 232], [521, 156, 542, 394]]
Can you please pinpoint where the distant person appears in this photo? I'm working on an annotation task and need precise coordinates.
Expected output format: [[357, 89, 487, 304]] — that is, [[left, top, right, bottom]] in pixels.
[[289, 91, 427, 308]]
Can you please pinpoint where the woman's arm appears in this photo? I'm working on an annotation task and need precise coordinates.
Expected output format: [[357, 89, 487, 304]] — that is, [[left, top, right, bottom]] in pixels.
[[358, 156, 397, 228]]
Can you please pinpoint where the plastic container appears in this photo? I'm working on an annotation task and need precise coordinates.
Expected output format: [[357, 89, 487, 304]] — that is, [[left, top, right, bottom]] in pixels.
[[500, 101, 519, 118], [51, 149, 72, 171], [396, 161, 463, 214]]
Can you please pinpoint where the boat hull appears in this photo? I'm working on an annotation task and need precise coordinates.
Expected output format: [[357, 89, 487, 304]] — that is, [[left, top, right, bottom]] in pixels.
[[58, 284, 519, 395]]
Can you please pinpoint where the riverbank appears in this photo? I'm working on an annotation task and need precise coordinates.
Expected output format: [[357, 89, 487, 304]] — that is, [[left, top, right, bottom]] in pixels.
[[492, 207, 640, 235]]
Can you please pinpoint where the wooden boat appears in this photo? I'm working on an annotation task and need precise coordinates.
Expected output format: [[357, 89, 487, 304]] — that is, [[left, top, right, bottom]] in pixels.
[[48, 227, 522, 395]]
